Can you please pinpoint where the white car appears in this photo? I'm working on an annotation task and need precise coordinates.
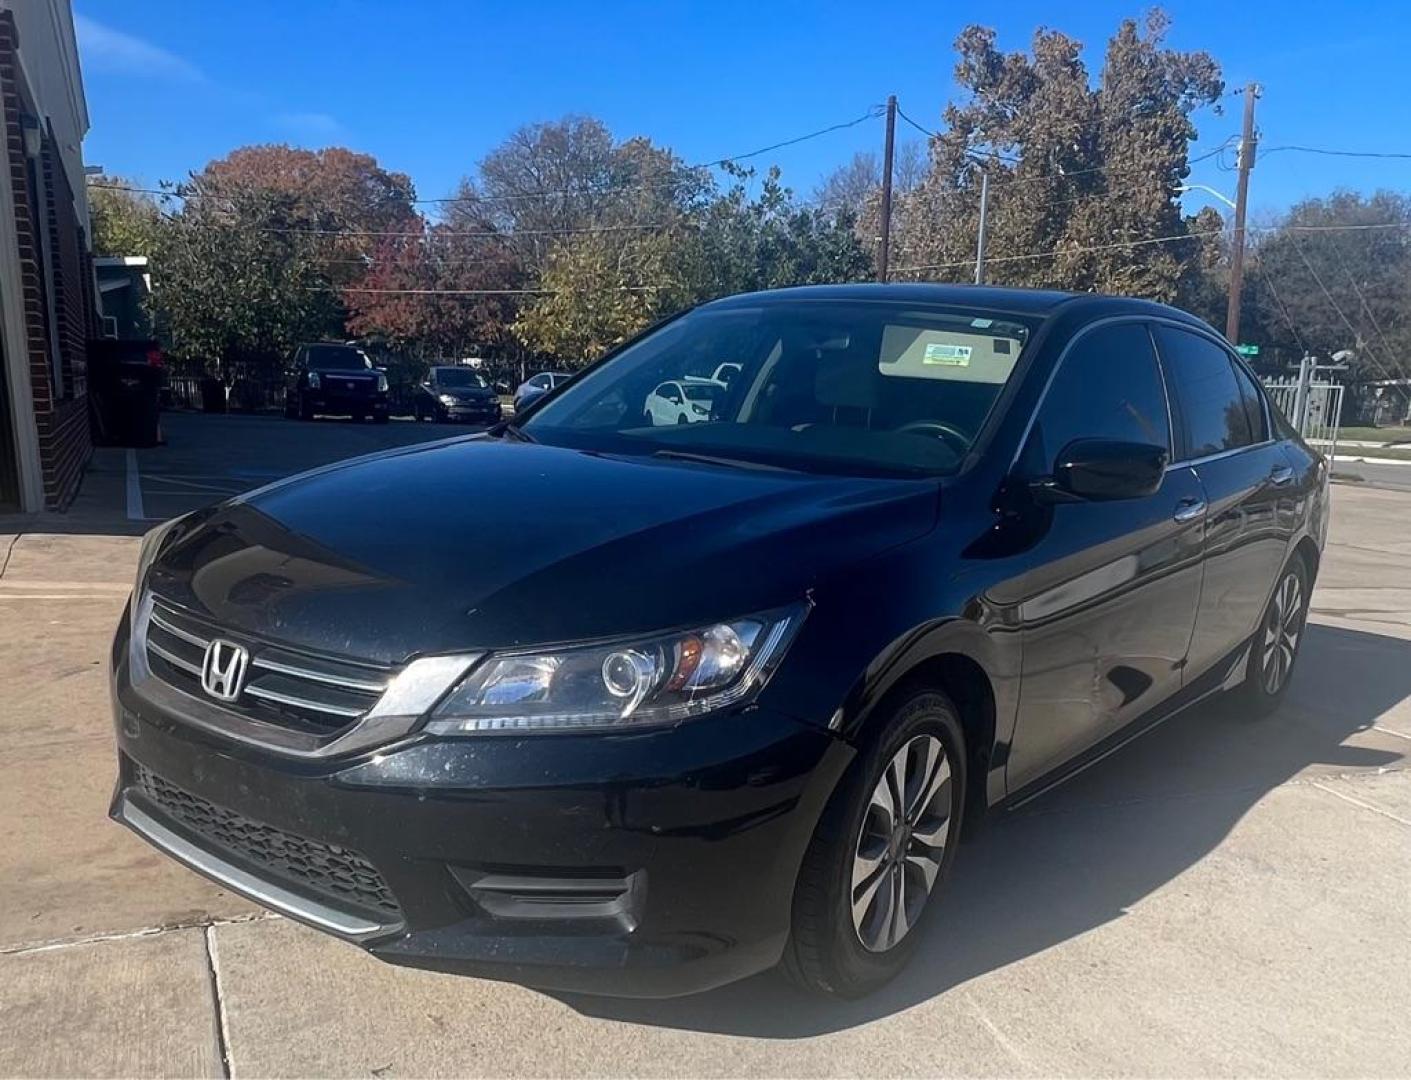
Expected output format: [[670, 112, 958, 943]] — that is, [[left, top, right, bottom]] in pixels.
[[645, 379, 725, 426]]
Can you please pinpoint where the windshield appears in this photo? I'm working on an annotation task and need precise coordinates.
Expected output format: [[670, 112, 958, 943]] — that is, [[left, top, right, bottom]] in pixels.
[[436, 368, 487, 389], [306, 344, 371, 371], [523, 301, 1036, 476]]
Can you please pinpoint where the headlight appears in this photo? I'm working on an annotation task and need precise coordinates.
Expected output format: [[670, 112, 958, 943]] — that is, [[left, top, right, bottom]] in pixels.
[[439, 393, 458, 406], [424, 604, 807, 734], [377, 373, 389, 392], [307, 371, 321, 389]]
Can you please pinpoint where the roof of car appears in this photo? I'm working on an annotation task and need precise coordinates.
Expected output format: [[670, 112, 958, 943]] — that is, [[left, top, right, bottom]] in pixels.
[[701, 282, 1207, 326]]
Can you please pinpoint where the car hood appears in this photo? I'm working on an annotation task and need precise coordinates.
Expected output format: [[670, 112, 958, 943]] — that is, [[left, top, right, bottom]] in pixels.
[[147, 439, 940, 664]]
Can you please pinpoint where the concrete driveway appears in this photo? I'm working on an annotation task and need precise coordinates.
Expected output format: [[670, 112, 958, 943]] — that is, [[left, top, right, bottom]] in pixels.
[[0, 420, 1408, 1077]]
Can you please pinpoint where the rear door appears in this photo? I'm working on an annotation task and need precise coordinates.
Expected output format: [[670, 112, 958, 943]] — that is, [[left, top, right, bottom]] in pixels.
[[1006, 321, 1206, 790], [1153, 324, 1298, 681]]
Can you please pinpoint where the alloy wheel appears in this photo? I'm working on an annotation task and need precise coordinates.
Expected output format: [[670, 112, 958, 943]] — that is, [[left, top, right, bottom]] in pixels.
[[1262, 570, 1304, 695], [851, 733, 952, 953]]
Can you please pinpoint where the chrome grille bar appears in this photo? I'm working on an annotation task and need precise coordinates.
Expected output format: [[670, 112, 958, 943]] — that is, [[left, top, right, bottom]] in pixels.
[[250, 654, 387, 694], [147, 639, 203, 676], [244, 683, 366, 719], [149, 608, 209, 649]]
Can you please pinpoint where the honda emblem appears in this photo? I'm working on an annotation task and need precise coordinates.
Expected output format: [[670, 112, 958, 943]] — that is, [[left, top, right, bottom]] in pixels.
[[201, 639, 249, 703]]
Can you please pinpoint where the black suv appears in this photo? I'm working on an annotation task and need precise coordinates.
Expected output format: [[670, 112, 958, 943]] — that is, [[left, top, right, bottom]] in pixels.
[[112, 285, 1327, 999], [284, 343, 389, 422]]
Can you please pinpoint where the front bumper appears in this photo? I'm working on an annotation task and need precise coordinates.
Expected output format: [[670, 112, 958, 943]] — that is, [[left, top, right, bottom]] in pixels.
[[441, 400, 501, 422], [109, 626, 851, 997], [308, 392, 389, 416]]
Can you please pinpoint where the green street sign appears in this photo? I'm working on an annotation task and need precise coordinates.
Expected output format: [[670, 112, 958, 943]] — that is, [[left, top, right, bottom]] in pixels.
[[1236, 343, 1260, 356]]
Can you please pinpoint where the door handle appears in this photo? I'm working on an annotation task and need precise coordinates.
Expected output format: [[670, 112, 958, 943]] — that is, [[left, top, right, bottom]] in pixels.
[[1269, 464, 1295, 486], [1173, 498, 1206, 523]]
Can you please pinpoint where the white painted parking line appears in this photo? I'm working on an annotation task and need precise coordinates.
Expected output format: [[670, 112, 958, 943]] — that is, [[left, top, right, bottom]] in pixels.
[[125, 449, 146, 521]]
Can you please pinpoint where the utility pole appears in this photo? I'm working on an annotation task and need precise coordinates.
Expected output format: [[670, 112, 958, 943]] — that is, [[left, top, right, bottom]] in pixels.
[[973, 168, 990, 285], [1225, 82, 1259, 342], [877, 95, 896, 283]]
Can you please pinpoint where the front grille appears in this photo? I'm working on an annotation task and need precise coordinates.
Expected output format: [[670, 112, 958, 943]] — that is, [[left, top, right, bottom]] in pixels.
[[132, 763, 401, 919], [143, 597, 390, 736]]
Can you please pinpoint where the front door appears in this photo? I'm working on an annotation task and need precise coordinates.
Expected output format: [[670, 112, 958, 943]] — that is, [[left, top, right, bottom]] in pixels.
[[1005, 321, 1206, 791], [1153, 325, 1299, 679]]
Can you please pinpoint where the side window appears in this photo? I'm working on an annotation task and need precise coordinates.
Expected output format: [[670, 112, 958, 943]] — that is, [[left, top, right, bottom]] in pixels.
[[1021, 323, 1170, 475], [1154, 327, 1253, 458], [1230, 360, 1269, 443]]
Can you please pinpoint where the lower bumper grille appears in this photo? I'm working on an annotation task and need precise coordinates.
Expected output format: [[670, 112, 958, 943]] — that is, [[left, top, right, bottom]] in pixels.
[[131, 763, 401, 920]]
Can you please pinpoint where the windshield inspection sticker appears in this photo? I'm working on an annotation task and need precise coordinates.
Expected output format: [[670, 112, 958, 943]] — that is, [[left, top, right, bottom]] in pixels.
[[923, 343, 973, 366]]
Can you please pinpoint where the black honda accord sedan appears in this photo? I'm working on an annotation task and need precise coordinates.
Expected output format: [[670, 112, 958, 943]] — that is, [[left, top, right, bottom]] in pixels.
[[110, 284, 1328, 998]]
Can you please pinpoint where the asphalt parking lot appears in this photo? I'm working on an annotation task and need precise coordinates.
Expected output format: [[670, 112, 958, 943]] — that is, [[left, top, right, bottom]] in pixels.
[[1, 414, 1408, 1077]]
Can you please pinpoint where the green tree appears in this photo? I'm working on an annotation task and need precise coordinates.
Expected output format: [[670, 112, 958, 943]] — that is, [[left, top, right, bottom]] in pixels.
[[152, 145, 419, 375], [513, 164, 872, 363], [86, 175, 163, 256], [152, 185, 342, 377], [1243, 191, 1411, 381], [513, 230, 678, 361]]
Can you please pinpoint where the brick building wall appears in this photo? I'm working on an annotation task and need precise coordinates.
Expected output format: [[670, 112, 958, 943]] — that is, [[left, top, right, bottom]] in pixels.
[[0, 8, 92, 510]]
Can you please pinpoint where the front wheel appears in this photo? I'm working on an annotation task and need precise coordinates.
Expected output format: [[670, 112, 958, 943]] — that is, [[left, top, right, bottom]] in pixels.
[[1235, 556, 1311, 715], [782, 690, 966, 998]]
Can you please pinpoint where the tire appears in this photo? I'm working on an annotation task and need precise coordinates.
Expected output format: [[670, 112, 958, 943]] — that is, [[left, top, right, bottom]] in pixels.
[[373, 412, 389, 425], [299, 397, 315, 421], [677, 413, 688, 425], [283, 394, 297, 419], [414, 402, 425, 422], [1234, 555, 1311, 716], [782, 690, 966, 998]]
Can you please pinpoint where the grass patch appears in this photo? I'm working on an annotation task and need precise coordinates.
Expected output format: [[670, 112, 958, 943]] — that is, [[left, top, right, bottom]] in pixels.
[[1334, 445, 1411, 462], [1340, 426, 1411, 445]]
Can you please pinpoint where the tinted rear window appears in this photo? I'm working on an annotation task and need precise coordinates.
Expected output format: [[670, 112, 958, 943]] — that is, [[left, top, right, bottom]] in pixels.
[[1154, 326, 1254, 458]]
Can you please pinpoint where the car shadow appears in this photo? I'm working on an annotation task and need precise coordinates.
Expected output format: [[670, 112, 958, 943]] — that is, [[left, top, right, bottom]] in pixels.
[[556, 621, 1408, 1037]]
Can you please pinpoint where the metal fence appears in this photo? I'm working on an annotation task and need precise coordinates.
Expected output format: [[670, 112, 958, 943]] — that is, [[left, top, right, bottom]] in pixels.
[[1264, 379, 1345, 460]]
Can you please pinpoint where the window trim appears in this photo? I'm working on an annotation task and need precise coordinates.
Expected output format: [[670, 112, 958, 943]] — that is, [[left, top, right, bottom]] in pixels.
[[1150, 319, 1277, 467], [1008, 314, 1176, 476]]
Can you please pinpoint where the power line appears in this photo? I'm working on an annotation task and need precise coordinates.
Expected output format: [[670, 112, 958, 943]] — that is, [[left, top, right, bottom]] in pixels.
[[174, 220, 684, 240], [890, 227, 1223, 275], [323, 285, 659, 296], [1290, 234, 1408, 390], [1261, 145, 1411, 161], [1253, 258, 1306, 353]]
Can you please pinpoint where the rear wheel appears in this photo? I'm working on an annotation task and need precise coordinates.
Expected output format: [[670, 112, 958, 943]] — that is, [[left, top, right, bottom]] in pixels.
[[782, 690, 965, 998], [1235, 556, 1310, 715]]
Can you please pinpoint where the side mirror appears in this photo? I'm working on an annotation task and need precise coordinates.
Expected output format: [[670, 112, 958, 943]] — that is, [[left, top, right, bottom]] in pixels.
[[1033, 439, 1168, 503]]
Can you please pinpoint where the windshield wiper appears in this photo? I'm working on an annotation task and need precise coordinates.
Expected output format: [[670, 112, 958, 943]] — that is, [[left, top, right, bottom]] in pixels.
[[495, 421, 536, 443], [651, 449, 797, 472]]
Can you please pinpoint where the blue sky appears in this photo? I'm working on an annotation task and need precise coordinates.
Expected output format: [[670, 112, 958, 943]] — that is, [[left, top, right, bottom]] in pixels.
[[75, 0, 1411, 221]]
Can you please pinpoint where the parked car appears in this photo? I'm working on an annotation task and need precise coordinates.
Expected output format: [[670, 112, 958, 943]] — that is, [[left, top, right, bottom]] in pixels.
[[414, 365, 503, 424], [644, 377, 725, 425], [512, 370, 571, 414], [283, 343, 389, 422], [112, 284, 1327, 1000]]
